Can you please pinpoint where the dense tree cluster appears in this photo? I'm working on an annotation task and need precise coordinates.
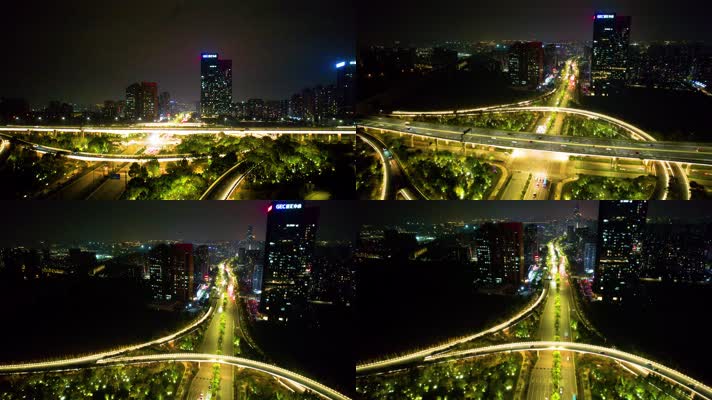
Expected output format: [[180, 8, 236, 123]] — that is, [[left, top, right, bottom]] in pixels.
[[564, 175, 656, 200], [0, 146, 75, 199], [0, 364, 183, 400], [562, 117, 624, 139], [357, 353, 521, 400], [413, 111, 537, 132], [406, 150, 496, 200], [578, 355, 690, 400], [22, 132, 120, 153]]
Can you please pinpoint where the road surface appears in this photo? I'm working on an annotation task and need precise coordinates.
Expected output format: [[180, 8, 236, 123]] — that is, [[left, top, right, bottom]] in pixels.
[[356, 130, 424, 200], [360, 117, 712, 166]]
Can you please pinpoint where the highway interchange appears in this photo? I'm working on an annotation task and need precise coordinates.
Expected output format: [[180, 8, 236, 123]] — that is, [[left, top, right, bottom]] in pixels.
[[0, 126, 354, 200], [356, 241, 712, 399], [0, 261, 351, 400], [358, 58, 707, 200]]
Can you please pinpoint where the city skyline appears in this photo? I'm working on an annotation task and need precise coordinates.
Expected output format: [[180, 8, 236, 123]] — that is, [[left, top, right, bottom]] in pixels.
[[0, 0, 354, 106], [357, 0, 712, 45], [2, 201, 707, 247], [0, 201, 359, 246]]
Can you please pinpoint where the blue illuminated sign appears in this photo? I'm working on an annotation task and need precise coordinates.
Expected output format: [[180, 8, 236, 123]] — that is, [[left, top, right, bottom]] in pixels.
[[275, 203, 302, 210], [335, 61, 346, 68], [202, 54, 218, 59], [349, 60, 356, 65], [596, 14, 614, 19]]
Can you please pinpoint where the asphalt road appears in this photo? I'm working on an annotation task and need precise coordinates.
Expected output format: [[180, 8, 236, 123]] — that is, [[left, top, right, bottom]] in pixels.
[[200, 161, 249, 200], [360, 117, 712, 165], [187, 267, 239, 400], [356, 130, 424, 200]]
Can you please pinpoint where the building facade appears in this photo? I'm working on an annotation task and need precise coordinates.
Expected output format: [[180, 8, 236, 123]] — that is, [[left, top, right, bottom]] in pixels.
[[259, 202, 319, 323], [200, 53, 233, 117], [591, 13, 632, 95], [593, 200, 648, 302]]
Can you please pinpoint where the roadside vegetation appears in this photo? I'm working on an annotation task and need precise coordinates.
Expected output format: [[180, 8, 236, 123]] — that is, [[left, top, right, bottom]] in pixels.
[[563, 175, 656, 200], [356, 353, 523, 400]]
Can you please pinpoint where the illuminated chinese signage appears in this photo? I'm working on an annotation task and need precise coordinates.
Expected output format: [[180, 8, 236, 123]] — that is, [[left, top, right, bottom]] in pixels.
[[202, 54, 218, 59], [596, 14, 614, 19], [275, 203, 302, 210], [335, 61, 346, 68]]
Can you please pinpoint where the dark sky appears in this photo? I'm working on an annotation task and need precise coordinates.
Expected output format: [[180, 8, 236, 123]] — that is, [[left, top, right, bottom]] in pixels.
[[0, 0, 354, 107], [358, 0, 712, 45], [0, 201, 359, 246], [0, 201, 707, 246]]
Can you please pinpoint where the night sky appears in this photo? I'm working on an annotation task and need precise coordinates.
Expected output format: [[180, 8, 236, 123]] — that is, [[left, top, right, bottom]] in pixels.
[[358, 0, 712, 45], [0, 201, 361, 245], [0, 201, 708, 246], [0, 0, 354, 107]]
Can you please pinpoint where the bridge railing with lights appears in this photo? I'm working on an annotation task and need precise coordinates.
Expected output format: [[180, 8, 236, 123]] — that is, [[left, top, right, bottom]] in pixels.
[[356, 288, 547, 373]]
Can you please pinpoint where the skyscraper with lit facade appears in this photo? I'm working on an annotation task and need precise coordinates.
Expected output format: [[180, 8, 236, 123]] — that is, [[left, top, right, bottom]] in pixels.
[[200, 53, 233, 117], [593, 200, 647, 302], [472, 222, 525, 287], [591, 13, 632, 95], [259, 202, 319, 323], [148, 243, 195, 302], [508, 42, 544, 88], [336, 60, 355, 116], [125, 82, 158, 121]]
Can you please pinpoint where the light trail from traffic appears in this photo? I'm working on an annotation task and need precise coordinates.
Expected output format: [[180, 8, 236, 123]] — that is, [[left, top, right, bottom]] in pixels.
[[358, 133, 388, 200], [0, 125, 355, 136]]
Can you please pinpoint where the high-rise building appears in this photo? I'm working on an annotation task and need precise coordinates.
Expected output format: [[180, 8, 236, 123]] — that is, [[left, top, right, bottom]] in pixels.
[[158, 91, 171, 118], [508, 42, 544, 88], [259, 202, 319, 323], [200, 53, 233, 117], [473, 222, 525, 286], [583, 242, 597, 273], [593, 201, 648, 302], [523, 224, 540, 268], [591, 13, 632, 95], [125, 83, 140, 120], [336, 60, 355, 116], [125, 82, 158, 121], [195, 245, 210, 283], [148, 243, 195, 302], [245, 98, 265, 120]]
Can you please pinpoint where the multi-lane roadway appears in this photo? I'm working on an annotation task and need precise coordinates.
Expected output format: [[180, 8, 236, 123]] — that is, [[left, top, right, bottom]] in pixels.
[[360, 117, 712, 165], [0, 125, 355, 136]]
